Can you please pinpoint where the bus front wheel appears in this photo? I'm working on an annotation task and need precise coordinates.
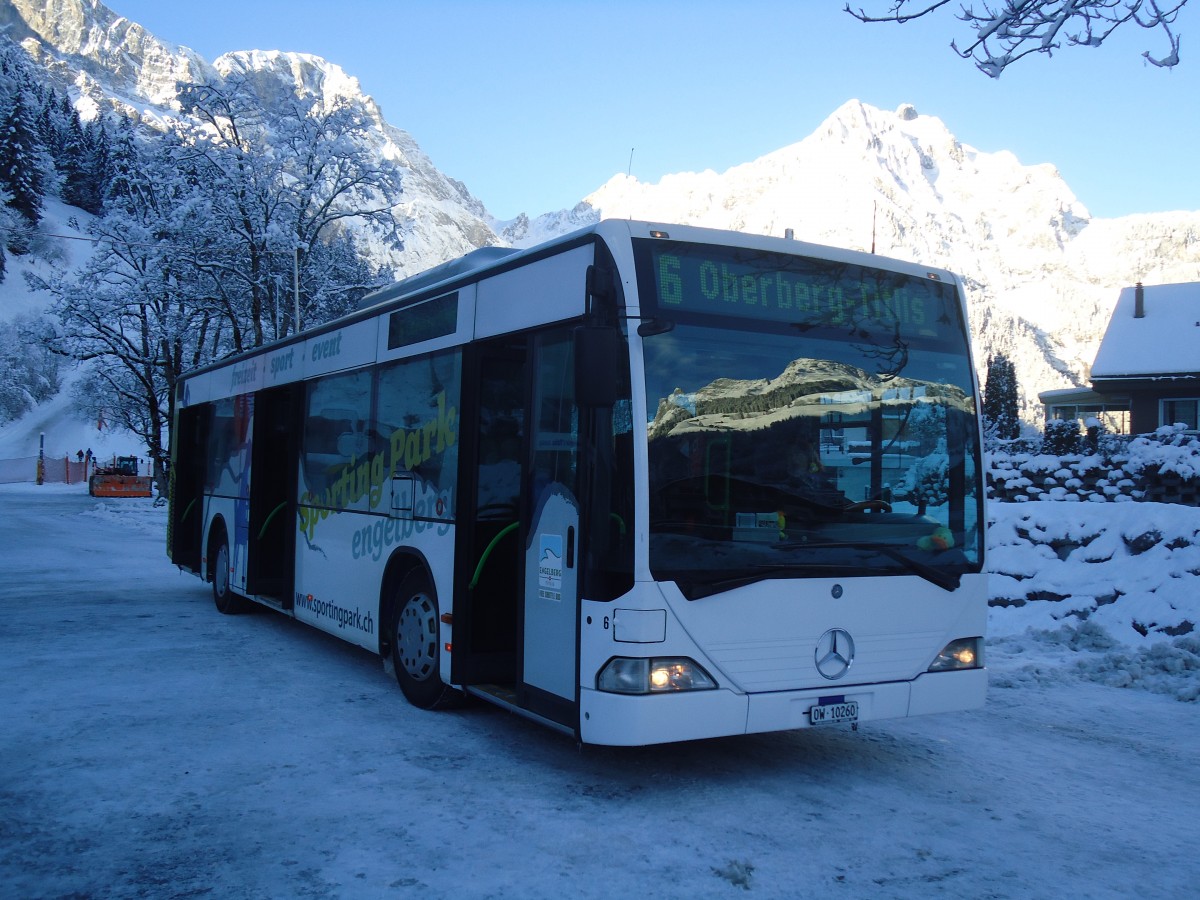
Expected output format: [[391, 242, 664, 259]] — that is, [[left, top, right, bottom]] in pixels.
[[391, 570, 457, 710]]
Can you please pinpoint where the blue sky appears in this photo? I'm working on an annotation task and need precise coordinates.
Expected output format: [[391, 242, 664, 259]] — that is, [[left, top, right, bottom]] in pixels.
[[108, 0, 1198, 221]]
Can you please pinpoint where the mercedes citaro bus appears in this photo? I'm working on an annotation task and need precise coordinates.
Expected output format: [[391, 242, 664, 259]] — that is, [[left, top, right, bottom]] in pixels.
[[169, 220, 987, 745]]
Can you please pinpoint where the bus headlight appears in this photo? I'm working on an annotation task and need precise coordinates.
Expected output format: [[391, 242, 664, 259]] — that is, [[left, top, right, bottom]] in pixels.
[[597, 657, 718, 694], [928, 638, 983, 672]]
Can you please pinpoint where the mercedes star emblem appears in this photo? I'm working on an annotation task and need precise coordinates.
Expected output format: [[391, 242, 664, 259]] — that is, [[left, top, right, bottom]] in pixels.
[[815, 628, 855, 680]]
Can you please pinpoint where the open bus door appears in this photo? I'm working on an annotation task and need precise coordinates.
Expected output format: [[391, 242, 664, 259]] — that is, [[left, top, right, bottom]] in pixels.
[[454, 328, 582, 730], [454, 337, 527, 688], [169, 404, 208, 572], [246, 384, 302, 603], [520, 329, 582, 727]]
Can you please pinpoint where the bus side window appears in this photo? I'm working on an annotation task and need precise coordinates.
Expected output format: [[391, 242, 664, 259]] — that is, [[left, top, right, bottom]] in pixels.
[[302, 370, 373, 509], [375, 349, 462, 518], [206, 396, 251, 494]]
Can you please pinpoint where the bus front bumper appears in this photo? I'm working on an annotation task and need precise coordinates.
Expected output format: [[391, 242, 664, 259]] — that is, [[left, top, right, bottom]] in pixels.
[[578, 668, 987, 746]]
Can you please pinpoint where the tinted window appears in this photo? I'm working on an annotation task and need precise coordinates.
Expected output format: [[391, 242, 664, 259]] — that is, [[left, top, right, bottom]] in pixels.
[[375, 349, 462, 519], [388, 293, 458, 350], [206, 395, 252, 495], [301, 369, 375, 510]]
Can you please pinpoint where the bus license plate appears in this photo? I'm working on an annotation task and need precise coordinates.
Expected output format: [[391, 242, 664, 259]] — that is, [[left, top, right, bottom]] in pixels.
[[809, 700, 858, 727]]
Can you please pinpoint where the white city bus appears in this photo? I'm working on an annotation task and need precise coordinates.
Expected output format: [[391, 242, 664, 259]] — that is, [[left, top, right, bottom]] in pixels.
[[168, 220, 987, 746]]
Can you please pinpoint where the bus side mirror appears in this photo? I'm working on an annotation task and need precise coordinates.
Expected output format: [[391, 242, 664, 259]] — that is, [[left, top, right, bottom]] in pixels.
[[574, 326, 620, 408]]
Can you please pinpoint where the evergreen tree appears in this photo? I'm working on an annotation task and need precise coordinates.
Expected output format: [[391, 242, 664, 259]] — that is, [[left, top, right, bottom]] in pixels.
[[0, 89, 46, 230], [35, 94, 55, 150], [59, 114, 106, 213], [983, 352, 1021, 441], [84, 117, 111, 213], [0, 189, 15, 282], [102, 117, 144, 214]]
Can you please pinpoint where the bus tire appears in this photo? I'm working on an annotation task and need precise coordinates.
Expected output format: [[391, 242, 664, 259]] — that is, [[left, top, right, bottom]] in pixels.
[[391, 570, 457, 710], [211, 529, 246, 615]]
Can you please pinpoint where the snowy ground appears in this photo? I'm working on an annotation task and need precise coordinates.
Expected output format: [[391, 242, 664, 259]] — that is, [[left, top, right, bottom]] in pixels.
[[1, 484, 1197, 898]]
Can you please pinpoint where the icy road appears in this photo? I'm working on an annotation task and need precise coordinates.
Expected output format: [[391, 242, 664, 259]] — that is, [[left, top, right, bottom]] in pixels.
[[1, 485, 1196, 898]]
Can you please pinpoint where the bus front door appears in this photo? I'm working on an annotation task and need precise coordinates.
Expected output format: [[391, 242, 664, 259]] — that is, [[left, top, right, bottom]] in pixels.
[[521, 330, 581, 727], [456, 338, 526, 687]]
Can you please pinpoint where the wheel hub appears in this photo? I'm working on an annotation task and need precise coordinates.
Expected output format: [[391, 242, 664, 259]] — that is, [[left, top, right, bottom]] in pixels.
[[396, 594, 437, 681]]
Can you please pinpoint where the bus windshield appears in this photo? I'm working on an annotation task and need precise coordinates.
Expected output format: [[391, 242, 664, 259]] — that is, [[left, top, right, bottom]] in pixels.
[[634, 239, 984, 598]]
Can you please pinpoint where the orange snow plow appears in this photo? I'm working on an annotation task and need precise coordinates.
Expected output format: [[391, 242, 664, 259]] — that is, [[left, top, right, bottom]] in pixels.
[[89, 456, 153, 498]]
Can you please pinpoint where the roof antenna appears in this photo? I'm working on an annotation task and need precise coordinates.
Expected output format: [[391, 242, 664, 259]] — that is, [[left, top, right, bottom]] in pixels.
[[871, 200, 877, 254]]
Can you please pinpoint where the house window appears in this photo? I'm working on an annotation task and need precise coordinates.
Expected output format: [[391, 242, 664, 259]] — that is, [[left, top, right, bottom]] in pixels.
[[1160, 399, 1200, 432]]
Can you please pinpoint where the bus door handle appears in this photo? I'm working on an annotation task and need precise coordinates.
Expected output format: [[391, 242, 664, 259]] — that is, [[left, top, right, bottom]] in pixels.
[[391, 473, 415, 519]]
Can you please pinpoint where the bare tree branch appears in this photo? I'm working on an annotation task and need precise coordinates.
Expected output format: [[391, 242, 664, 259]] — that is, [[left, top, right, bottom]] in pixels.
[[846, 0, 1187, 75]]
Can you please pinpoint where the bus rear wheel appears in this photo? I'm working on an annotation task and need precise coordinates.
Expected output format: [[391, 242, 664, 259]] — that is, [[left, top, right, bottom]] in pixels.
[[391, 570, 457, 709], [211, 533, 246, 615]]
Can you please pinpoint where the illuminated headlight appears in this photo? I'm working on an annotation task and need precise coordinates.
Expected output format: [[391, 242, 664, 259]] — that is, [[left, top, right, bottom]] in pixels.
[[597, 657, 717, 694], [928, 637, 983, 672]]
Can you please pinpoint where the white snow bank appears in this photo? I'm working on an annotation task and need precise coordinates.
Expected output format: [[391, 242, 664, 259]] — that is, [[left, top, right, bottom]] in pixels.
[[987, 499, 1200, 703]]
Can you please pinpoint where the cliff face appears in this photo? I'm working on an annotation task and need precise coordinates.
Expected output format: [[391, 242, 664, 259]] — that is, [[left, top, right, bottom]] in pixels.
[[3, 0, 209, 106]]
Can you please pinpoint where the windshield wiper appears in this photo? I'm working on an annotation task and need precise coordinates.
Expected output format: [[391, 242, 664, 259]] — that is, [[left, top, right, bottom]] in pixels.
[[677, 563, 847, 600], [773, 540, 960, 592], [772, 490, 893, 517]]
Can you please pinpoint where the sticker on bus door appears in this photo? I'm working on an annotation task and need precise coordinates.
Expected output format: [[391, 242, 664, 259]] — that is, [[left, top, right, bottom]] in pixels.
[[523, 485, 579, 704], [537, 534, 563, 602]]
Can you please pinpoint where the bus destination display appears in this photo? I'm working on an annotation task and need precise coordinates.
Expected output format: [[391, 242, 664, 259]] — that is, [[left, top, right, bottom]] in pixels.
[[640, 241, 953, 337]]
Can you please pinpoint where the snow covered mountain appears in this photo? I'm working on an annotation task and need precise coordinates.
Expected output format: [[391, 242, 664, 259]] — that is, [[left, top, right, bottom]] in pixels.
[[5, 0, 1199, 422], [0, 0, 497, 277], [514, 101, 1200, 421]]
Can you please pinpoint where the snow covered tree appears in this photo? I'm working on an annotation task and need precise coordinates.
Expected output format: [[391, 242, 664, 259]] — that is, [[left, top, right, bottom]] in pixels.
[[58, 113, 109, 215], [846, 0, 1187, 76], [34, 78, 398, 485], [176, 72, 400, 346], [0, 89, 46, 233], [897, 438, 950, 515], [983, 352, 1020, 441], [0, 316, 60, 424], [299, 227, 388, 321], [33, 125, 220, 489]]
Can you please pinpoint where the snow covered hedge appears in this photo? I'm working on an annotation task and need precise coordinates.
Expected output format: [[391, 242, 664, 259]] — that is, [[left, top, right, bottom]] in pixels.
[[987, 425, 1200, 505]]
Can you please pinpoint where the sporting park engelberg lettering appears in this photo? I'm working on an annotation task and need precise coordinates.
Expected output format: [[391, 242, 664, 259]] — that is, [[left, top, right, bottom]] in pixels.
[[351, 504, 450, 562], [298, 391, 458, 542]]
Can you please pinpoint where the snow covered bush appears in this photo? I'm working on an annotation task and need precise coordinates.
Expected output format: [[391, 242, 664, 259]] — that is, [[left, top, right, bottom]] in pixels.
[[1041, 418, 1080, 455], [988, 424, 1200, 504]]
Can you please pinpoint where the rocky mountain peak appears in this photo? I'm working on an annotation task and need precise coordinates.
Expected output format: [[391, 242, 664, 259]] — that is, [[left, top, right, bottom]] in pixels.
[[4, 0, 208, 107]]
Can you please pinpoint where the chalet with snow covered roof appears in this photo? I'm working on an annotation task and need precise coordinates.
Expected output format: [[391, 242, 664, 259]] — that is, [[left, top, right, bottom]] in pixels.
[[1080, 282, 1200, 435]]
